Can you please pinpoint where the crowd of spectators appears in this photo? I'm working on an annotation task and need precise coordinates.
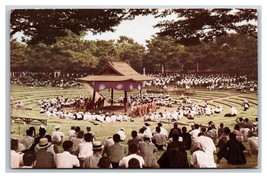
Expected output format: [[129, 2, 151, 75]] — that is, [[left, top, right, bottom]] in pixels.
[[10, 117, 258, 169]]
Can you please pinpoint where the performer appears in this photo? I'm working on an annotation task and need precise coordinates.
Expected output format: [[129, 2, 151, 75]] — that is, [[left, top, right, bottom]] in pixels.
[[242, 99, 250, 111]]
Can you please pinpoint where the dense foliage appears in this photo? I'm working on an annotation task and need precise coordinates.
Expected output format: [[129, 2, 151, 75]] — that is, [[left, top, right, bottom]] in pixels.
[[10, 8, 258, 75]]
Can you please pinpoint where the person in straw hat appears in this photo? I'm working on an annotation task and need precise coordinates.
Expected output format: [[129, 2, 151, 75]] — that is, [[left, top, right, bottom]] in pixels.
[[34, 138, 55, 168], [84, 141, 104, 168], [51, 125, 64, 146]]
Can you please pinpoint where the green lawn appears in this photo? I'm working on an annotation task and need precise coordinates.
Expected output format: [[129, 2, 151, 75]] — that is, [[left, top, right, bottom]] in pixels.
[[9, 84, 259, 169]]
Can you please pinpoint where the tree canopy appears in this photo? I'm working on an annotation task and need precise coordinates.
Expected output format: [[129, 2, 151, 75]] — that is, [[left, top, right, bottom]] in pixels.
[[154, 8, 257, 45], [10, 9, 157, 45]]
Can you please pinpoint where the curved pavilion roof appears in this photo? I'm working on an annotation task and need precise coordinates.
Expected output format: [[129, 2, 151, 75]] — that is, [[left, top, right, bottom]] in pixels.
[[78, 61, 155, 82]]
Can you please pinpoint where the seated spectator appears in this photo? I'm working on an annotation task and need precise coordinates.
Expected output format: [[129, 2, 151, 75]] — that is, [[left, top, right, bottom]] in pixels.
[[55, 140, 80, 168], [137, 133, 158, 168], [21, 151, 37, 168], [247, 131, 258, 156], [35, 138, 55, 168], [98, 156, 112, 168], [84, 141, 103, 168], [128, 158, 141, 168], [224, 106, 238, 117], [217, 127, 231, 150], [216, 133, 246, 165], [152, 126, 167, 151], [232, 124, 244, 142], [127, 130, 142, 154], [119, 144, 145, 168], [107, 134, 126, 168], [51, 125, 65, 146], [117, 128, 127, 141], [11, 139, 23, 168], [158, 146, 189, 168], [78, 133, 93, 166]]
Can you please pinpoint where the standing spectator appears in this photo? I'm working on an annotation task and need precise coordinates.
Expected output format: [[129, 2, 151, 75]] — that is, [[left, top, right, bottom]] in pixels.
[[55, 140, 80, 168], [107, 134, 126, 168], [216, 133, 246, 165]]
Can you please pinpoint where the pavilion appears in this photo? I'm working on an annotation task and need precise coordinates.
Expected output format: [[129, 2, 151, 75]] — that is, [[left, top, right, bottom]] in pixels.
[[78, 61, 155, 112]]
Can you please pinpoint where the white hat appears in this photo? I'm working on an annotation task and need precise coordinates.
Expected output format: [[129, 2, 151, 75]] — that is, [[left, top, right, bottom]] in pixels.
[[35, 138, 51, 151], [178, 137, 183, 142], [93, 141, 104, 150], [143, 133, 152, 139], [54, 125, 61, 130]]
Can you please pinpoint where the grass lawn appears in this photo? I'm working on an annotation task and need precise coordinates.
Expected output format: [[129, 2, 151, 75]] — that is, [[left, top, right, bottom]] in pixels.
[[9, 84, 259, 169]]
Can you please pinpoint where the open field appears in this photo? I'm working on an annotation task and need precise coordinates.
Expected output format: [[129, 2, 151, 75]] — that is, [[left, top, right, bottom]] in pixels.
[[9, 84, 259, 169]]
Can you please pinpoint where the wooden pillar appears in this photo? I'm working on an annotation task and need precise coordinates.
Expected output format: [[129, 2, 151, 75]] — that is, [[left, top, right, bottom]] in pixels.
[[92, 89, 96, 109], [124, 90, 127, 113], [111, 88, 114, 106]]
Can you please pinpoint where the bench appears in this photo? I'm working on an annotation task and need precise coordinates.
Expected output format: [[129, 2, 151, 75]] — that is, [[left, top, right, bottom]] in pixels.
[[11, 116, 47, 125]]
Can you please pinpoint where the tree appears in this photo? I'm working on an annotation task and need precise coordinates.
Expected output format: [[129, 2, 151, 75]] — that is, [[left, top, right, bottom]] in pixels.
[[154, 8, 257, 46], [22, 30, 98, 73], [115, 36, 146, 73], [145, 35, 187, 73], [10, 9, 157, 45], [10, 39, 27, 71], [90, 39, 118, 72]]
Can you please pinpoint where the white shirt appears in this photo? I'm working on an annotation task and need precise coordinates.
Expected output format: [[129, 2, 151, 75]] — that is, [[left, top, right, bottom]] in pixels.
[[19, 136, 34, 150], [195, 135, 216, 154], [55, 151, 80, 168], [117, 130, 126, 141], [190, 150, 217, 168], [11, 150, 23, 168], [67, 130, 76, 138], [78, 142, 93, 160], [119, 154, 145, 168], [247, 136, 258, 154], [190, 129, 200, 139]]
